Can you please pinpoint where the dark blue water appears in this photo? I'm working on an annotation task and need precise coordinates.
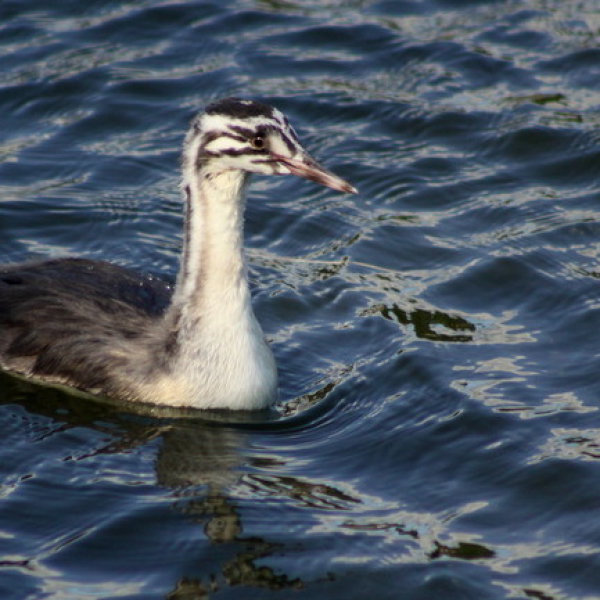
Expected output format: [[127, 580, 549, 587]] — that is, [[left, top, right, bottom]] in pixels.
[[1, 1, 600, 598]]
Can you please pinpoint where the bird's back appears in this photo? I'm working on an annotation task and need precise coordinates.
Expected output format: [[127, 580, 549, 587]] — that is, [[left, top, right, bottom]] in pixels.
[[0, 257, 172, 393]]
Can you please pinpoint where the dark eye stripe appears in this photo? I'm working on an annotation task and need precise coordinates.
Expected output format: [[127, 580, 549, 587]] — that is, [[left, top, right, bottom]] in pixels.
[[224, 133, 247, 143], [228, 125, 255, 138], [203, 131, 247, 144], [197, 135, 247, 165], [211, 148, 266, 157], [199, 121, 297, 160]]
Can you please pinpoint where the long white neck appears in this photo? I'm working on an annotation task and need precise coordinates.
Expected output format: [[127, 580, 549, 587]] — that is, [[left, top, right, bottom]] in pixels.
[[160, 162, 277, 410], [172, 168, 248, 314]]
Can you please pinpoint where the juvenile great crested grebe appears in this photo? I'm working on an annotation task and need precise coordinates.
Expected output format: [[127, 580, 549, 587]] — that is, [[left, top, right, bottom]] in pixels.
[[0, 98, 357, 410]]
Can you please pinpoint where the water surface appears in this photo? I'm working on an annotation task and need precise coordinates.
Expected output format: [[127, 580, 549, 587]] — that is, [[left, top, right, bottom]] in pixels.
[[1, 1, 600, 598]]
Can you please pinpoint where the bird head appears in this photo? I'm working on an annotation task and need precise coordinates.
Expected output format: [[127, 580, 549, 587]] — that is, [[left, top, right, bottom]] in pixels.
[[188, 97, 357, 194]]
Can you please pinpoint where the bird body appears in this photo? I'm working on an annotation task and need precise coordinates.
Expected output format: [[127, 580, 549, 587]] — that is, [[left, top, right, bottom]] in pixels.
[[0, 98, 356, 410]]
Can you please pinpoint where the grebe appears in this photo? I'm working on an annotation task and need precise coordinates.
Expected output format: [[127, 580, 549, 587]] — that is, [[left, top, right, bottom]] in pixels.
[[0, 98, 357, 409]]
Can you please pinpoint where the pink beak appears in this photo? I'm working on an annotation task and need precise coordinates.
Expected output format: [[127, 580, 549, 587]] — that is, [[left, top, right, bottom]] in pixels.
[[272, 152, 358, 194]]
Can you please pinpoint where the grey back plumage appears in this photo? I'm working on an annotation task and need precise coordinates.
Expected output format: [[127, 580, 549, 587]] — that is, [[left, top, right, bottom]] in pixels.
[[0, 258, 172, 393]]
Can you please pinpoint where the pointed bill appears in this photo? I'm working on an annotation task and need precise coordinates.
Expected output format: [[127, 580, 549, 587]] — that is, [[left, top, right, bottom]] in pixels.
[[272, 152, 358, 194]]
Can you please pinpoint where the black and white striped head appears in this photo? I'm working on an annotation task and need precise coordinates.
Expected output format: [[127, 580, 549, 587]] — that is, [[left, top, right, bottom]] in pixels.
[[186, 97, 357, 194]]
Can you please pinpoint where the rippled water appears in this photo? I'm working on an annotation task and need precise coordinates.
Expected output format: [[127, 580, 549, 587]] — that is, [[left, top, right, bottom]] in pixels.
[[2, 1, 600, 598]]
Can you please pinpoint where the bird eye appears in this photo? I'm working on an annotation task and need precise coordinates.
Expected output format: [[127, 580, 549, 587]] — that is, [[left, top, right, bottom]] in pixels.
[[250, 135, 265, 150]]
